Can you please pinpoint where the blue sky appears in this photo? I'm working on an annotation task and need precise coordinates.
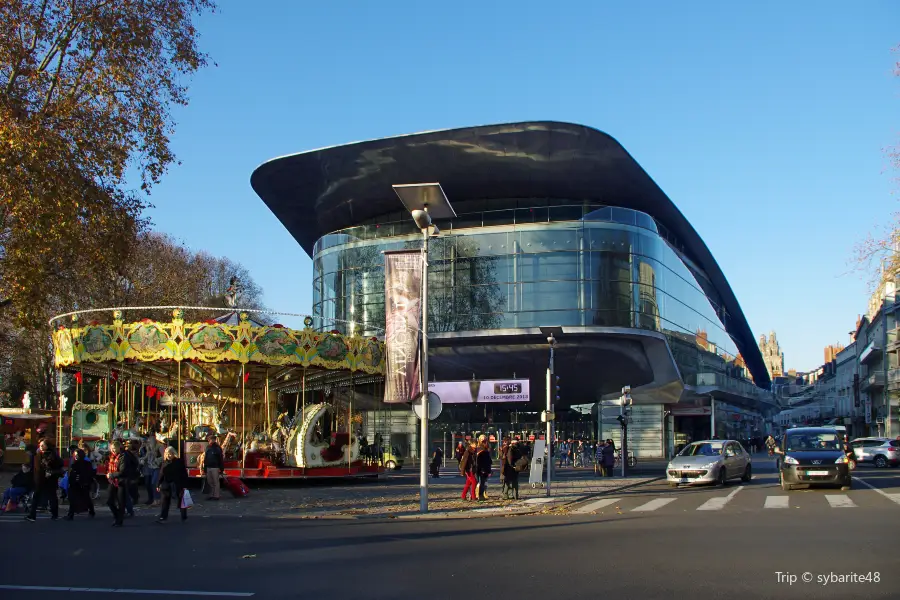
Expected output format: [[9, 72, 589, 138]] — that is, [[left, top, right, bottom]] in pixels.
[[145, 0, 898, 372]]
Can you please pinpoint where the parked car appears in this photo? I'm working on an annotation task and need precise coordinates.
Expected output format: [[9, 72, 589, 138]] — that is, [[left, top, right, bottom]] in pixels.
[[775, 427, 851, 491], [383, 446, 404, 470], [667, 439, 751, 487], [849, 437, 900, 468]]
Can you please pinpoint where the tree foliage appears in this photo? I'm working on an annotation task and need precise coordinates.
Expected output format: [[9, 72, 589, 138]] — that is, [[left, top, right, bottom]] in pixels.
[[0, 232, 268, 409], [0, 0, 215, 327]]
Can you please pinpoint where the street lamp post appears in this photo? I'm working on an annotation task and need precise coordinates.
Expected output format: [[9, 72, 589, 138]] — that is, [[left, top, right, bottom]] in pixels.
[[393, 183, 455, 514], [540, 326, 563, 497]]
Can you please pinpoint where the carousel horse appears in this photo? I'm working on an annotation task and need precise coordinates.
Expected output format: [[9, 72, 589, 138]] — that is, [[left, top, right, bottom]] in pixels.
[[220, 431, 239, 458]]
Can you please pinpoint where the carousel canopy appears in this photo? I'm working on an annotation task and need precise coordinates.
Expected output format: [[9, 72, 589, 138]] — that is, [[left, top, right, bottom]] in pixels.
[[51, 309, 385, 394]]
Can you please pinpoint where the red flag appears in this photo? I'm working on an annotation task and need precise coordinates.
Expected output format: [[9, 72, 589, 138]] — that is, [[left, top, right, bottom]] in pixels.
[[74, 372, 83, 384], [243, 371, 251, 383], [146, 386, 157, 398]]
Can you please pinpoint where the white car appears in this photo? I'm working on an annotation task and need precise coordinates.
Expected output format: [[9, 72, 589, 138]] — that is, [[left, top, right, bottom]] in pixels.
[[667, 440, 752, 486]]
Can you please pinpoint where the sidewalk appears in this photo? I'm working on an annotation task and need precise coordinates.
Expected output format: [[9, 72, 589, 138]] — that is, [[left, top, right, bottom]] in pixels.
[[0, 461, 664, 521]]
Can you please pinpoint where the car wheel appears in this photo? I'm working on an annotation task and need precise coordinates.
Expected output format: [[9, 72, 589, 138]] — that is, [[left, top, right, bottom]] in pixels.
[[718, 467, 728, 486], [780, 472, 792, 492], [741, 464, 752, 483], [874, 456, 888, 469], [385, 460, 397, 470]]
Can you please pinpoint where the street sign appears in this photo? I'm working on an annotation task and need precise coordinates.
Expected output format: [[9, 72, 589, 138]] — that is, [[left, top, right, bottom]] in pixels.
[[529, 439, 546, 488]]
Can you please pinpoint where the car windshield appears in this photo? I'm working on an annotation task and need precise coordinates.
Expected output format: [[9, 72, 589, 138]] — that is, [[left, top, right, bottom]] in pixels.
[[679, 442, 723, 457], [784, 432, 841, 452]]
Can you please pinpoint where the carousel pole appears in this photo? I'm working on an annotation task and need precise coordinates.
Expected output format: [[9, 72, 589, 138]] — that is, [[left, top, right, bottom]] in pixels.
[[349, 372, 354, 474], [265, 368, 270, 430], [241, 364, 246, 471], [301, 368, 306, 423], [177, 362, 182, 458]]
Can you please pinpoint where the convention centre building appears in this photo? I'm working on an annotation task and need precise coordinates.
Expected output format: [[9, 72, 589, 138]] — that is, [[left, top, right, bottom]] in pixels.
[[251, 122, 777, 459]]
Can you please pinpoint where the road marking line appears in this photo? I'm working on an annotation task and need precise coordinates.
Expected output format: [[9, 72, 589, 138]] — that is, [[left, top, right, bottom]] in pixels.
[[764, 496, 789, 509], [696, 485, 743, 511], [572, 498, 621, 514], [825, 494, 856, 508], [853, 477, 900, 505], [631, 498, 677, 512], [0, 585, 253, 597]]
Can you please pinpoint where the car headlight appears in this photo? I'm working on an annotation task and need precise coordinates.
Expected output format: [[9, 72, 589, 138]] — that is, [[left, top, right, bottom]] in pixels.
[[834, 455, 848, 464], [667, 463, 674, 470], [702, 461, 720, 469], [782, 456, 799, 465]]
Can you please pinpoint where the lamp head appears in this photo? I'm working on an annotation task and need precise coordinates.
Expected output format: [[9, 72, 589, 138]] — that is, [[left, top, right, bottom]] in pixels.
[[411, 209, 432, 230]]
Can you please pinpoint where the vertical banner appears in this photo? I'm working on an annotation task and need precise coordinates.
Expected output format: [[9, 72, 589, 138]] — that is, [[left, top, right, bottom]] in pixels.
[[384, 250, 423, 403]]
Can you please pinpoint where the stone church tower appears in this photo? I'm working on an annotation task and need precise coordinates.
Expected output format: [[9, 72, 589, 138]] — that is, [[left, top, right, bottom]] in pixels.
[[758, 331, 785, 379]]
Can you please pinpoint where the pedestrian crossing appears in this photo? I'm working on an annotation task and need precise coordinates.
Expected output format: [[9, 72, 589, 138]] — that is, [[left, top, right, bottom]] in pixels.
[[570, 491, 899, 514]]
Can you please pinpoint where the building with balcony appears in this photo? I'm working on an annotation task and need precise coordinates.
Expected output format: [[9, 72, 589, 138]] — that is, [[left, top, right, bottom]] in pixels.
[[251, 121, 774, 459]]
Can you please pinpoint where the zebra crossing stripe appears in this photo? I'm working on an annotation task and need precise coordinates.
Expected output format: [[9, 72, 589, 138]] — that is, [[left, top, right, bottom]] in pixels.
[[854, 477, 900, 505], [572, 498, 621, 514], [696, 486, 743, 511], [764, 496, 789, 509], [631, 498, 677, 512], [825, 495, 856, 508]]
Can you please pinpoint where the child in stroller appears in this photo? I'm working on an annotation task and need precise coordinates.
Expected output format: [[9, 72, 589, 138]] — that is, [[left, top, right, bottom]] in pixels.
[[2, 463, 35, 512]]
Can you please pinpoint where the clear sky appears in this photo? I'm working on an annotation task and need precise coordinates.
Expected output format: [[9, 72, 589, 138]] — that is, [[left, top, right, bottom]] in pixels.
[[145, 0, 898, 373]]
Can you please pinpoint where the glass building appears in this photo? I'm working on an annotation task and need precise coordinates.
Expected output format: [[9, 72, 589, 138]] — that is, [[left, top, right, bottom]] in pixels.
[[252, 122, 776, 458]]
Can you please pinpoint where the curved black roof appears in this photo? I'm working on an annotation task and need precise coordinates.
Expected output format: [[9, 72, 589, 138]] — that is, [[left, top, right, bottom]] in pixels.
[[250, 121, 770, 389]]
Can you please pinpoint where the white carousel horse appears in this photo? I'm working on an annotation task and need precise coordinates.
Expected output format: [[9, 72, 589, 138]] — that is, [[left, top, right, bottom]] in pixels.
[[284, 403, 360, 468]]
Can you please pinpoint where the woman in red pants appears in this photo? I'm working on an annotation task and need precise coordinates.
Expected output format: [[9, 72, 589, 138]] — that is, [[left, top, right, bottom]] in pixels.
[[459, 442, 477, 500]]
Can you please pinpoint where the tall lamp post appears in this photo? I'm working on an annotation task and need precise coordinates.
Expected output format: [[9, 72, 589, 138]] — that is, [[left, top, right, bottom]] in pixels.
[[393, 183, 456, 513], [539, 326, 563, 497]]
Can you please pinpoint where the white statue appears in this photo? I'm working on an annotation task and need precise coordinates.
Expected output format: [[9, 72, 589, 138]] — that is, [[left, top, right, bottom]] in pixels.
[[21, 392, 31, 410]]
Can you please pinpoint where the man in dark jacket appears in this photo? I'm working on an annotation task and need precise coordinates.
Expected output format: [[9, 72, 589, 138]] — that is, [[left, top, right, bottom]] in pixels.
[[65, 448, 96, 519], [505, 440, 521, 500], [26, 440, 63, 522], [157, 446, 190, 522], [203, 435, 224, 500]]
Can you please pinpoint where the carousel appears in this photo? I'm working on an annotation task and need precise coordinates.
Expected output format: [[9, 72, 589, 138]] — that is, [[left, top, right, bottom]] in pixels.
[[50, 306, 387, 480]]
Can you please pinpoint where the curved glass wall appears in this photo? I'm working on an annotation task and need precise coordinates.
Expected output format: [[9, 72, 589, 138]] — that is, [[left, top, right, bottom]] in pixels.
[[312, 204, 742, 366]]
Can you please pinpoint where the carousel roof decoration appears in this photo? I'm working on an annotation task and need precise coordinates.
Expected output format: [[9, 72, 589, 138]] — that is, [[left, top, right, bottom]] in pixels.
[[50, 307, 386, 391]]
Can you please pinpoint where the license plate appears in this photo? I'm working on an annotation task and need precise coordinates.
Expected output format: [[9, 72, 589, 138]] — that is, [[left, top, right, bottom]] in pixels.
[[679, 478, 689, 483], [806, 470, 830, 476]]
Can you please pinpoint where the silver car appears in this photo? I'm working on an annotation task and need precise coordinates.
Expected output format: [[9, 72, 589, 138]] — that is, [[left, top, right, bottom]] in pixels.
[[667, 440, 752, 486], [850, 437, 900, 468]]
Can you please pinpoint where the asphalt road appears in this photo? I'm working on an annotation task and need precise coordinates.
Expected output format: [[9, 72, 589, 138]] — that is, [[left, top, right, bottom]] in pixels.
[[2, 458, 898, 600]]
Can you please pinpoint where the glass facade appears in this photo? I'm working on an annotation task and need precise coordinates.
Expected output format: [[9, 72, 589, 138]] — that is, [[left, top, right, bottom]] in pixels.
[[312, 203, 742, 367]]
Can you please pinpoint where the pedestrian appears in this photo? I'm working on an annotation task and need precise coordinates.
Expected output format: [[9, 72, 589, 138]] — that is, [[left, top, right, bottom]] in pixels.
[[105, 441, 129, 527], [765, 435, 776, 456], [26, 440, 63, 522], [3, 462, 34, 511], [142, 436, 164, 507], [475, 436, 492, 501], [505, 439, 521, 500], [498, 439, 510, 498], [595, 440, 606, 477], [203, 434, 224, 501], [459, 442, 477, 501], [157, 446, 189, 523], [124, 440, 142, 516], [65, 448, 96, 520], [602, 438, 616, 476], [454, 441, 465, 474], [430, 445, 443, 478]]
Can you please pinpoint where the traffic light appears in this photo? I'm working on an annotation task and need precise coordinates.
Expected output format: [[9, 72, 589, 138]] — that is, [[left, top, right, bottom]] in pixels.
[[555, 375, 561, 403]]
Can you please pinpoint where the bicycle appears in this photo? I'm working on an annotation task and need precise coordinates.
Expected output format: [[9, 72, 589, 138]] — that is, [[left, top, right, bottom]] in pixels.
[[613, 451, 637, 468]]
